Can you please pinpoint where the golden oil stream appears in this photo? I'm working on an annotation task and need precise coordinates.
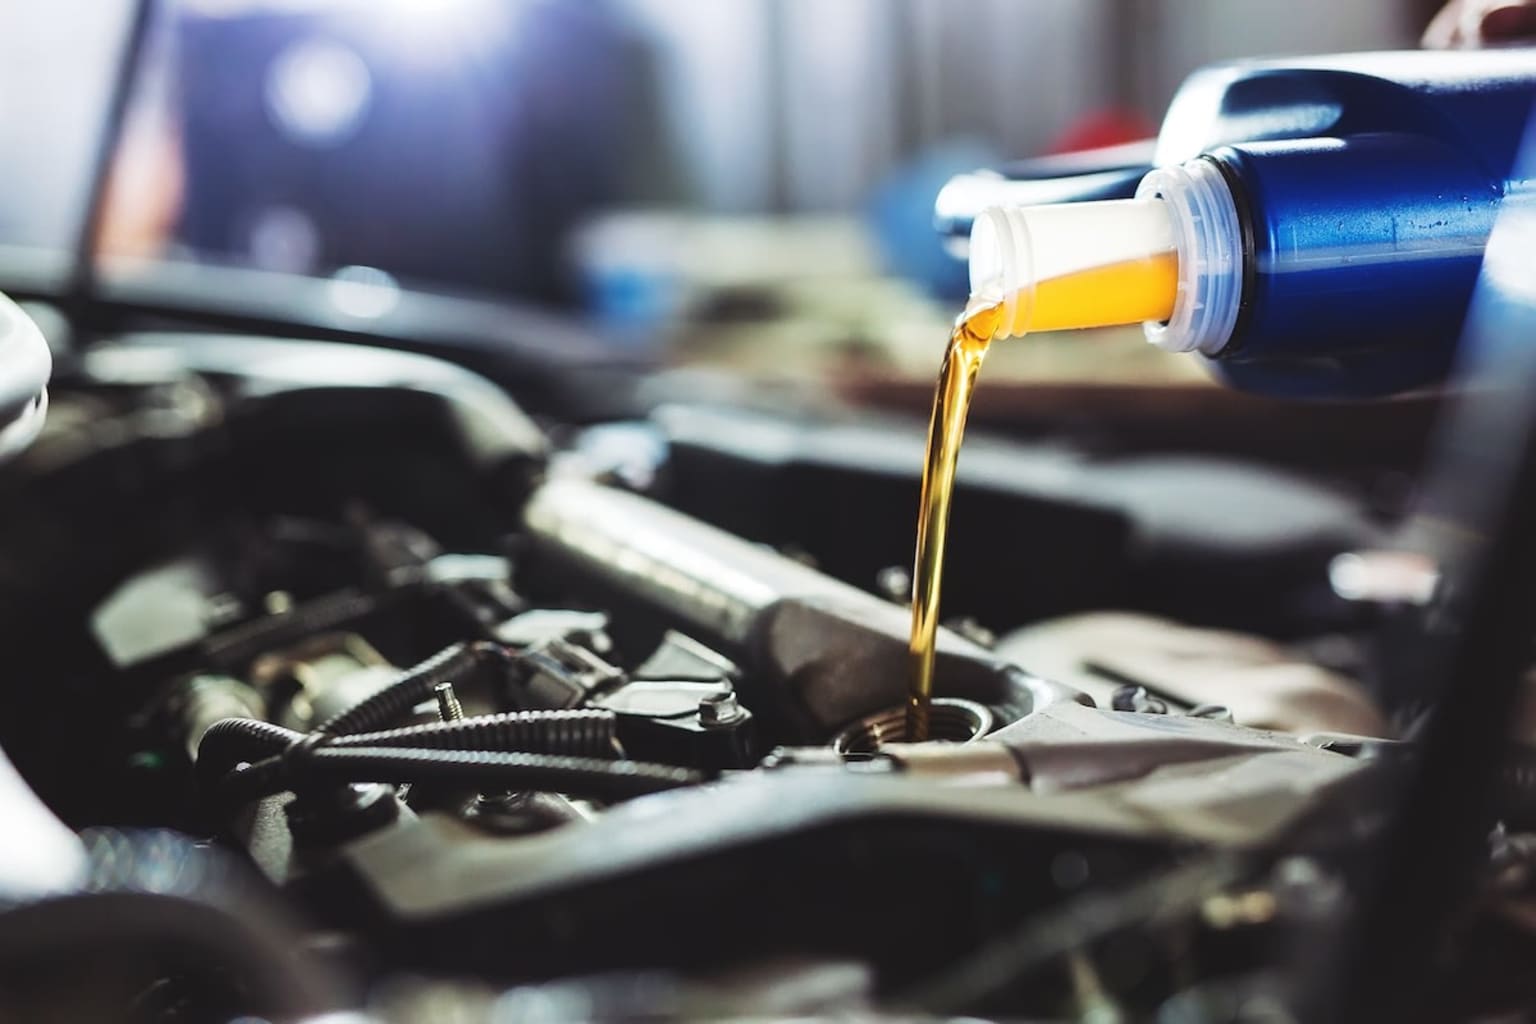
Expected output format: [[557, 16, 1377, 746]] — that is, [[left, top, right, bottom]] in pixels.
[[906, 254, 1177, 741]]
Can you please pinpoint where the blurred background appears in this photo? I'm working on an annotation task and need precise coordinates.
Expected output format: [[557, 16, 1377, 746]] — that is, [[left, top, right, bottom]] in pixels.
[[0, 0, 1433, 401]]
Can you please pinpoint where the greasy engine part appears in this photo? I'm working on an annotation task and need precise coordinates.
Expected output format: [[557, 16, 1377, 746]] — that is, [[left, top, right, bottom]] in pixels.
[[90, 514, 542, 757], [249, 632, 399, 733], [266, 718, 1360, 989], [167, 673, 267, 761], [834, 697, 996, 754], [523, 476, 1083, 742], [0, 373, 1477, 1020], [128, 477, 1367, 1000], [192, 635, 710, 812], [200, 584, 1366, 990], [0, 301, 1523, 1019], [505, 628, 759, 769], [651, 403, 1380, 637], [996, 612, 1390, 737]]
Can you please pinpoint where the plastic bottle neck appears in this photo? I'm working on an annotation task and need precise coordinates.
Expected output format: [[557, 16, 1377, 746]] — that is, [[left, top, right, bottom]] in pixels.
[[1134, 158, 1244, 356], [968, 198, 1182, 340], [965, 158, 1243, 355]]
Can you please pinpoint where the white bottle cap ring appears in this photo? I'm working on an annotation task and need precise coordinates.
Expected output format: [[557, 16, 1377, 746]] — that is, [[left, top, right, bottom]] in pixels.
[[1136, 158, 1245, 356]]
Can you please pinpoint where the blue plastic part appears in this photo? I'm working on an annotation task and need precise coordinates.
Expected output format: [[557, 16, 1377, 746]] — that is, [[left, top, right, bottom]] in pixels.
[[1154, 51, 1536, 174], [938, 51, 1536, 397], [1195, 54, 1536, 396], [1208, 133, 1501, 395], [934, 141, 1156, 242], [872, 141, 1001, 301], [933, 153, 1153, 241]]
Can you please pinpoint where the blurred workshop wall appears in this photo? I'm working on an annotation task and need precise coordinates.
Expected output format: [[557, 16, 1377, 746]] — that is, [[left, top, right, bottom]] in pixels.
[[616, 0, 1420, 213], [0, 0, 1424, 259], [616, 0, 1115, 212], [1121, 0, 1417, 119]]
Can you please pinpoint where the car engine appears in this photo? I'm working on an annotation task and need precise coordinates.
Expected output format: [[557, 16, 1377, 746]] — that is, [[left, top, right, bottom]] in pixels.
[[0, 293, 1534, 1023]]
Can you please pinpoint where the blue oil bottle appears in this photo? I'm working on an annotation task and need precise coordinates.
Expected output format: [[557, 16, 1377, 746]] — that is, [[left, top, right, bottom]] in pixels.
[[939, 50, 1536, 397]]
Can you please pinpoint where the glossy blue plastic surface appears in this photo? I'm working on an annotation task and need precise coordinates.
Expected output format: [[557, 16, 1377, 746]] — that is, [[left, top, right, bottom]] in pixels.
[[1211, 132, 1500, 395], [1198, 53, 1536, 396], [939, 51, 1536, 396]]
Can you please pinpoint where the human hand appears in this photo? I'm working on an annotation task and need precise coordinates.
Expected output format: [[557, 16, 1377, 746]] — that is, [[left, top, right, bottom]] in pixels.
[[1424, 0, 1536, 48]]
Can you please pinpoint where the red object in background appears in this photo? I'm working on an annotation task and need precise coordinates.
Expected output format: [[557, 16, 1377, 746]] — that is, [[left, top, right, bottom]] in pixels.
[[1047, 109, 1159, 154]]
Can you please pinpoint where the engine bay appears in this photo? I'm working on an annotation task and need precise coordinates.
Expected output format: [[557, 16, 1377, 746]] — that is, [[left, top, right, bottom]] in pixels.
[[2, 318, 1530, 1022]]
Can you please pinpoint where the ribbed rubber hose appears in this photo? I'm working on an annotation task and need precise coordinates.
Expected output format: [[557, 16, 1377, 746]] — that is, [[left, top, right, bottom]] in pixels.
[[314, 640, 508, 737], [198, 718, 301, 767], [198, 710, 623, 799], [331, 708, 618, 756], [199, 642, 676, 809], [195, 718, 302, 795], [219, 746, 701, 805]]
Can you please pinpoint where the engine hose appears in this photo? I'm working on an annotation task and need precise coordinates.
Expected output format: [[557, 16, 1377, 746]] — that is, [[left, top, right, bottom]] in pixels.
[[197, 718, 302, 767], [197, 709, 621, 790], [219, 746, 703, 806], [314, 640, 511, 737], [331, 708, 619, 758]]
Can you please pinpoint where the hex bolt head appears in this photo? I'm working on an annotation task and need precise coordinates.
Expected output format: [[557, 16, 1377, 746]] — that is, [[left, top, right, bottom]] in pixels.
[[698, 690, 745, 727]]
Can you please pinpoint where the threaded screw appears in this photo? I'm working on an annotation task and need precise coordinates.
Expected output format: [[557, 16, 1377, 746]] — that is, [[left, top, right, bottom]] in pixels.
[[433, 681, 465, 722]]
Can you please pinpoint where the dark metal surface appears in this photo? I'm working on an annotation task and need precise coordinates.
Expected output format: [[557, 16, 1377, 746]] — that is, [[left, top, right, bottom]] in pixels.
[[284, 722, 1358, 992], [524, 476, 1083, 740]]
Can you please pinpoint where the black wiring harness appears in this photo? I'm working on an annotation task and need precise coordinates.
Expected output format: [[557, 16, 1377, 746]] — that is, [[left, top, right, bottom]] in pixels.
[[197, 641, 705, 807]]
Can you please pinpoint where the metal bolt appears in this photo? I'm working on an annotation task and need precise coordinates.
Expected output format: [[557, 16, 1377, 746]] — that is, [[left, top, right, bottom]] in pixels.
[[875, 566, 913, 604], [433, 681, 465, 722], [698, 690, 745, 727]]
